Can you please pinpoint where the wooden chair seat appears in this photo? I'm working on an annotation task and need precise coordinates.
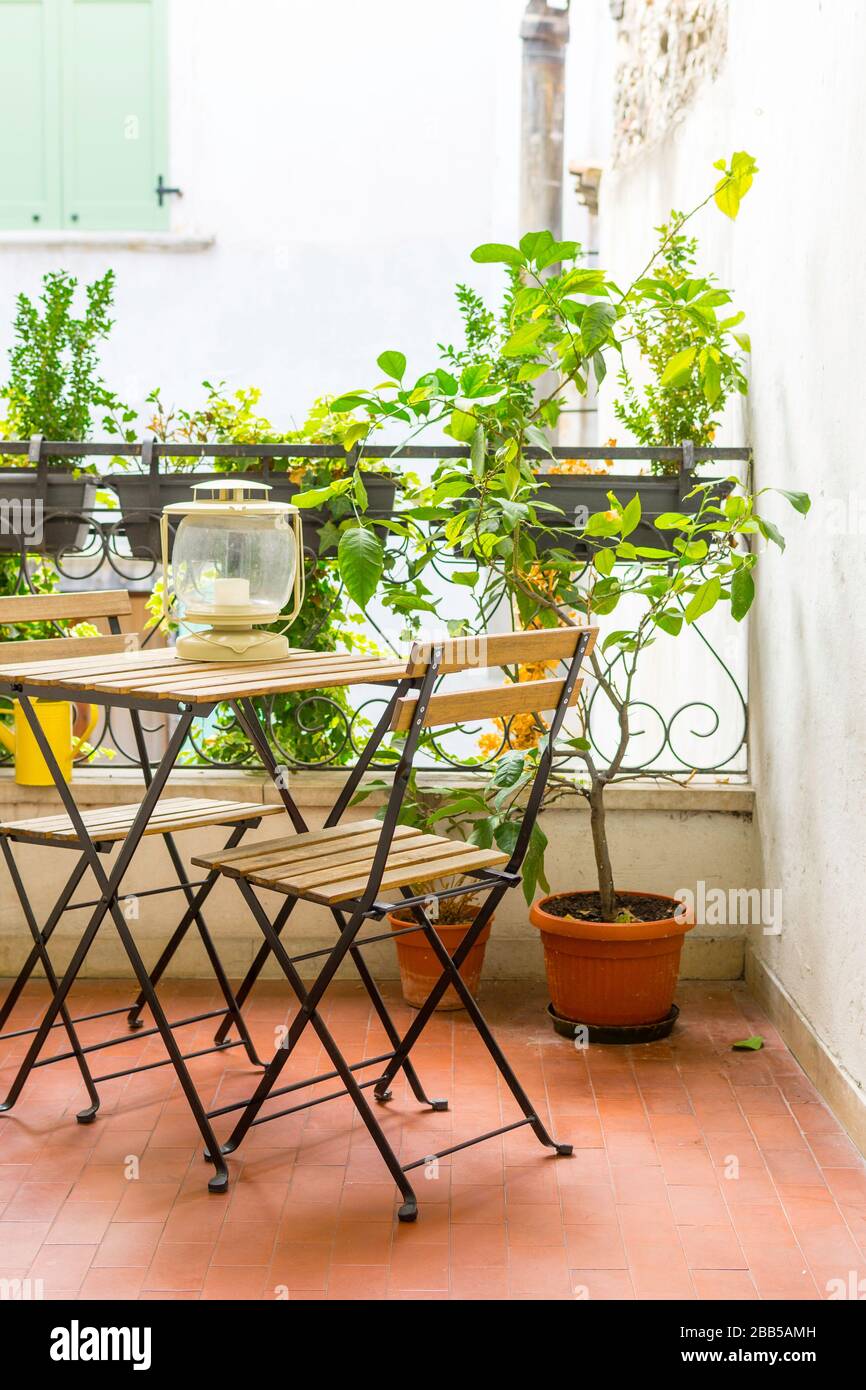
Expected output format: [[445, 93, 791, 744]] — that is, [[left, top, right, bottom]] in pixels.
[[192, 817, 509, 905], [0, 797, 284, 846]]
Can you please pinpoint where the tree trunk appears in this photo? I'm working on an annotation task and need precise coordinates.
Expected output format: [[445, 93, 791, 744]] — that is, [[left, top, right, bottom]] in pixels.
[[589, 780, 617, 920]]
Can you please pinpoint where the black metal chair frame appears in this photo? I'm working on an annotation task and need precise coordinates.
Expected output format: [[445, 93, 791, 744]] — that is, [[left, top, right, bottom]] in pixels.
[[0, 618, 275, 1168], [203, 631, 593, 1220]]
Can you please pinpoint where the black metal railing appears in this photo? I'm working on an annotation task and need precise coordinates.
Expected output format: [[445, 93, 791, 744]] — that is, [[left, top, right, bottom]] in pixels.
[[0, 440, 751, 779]]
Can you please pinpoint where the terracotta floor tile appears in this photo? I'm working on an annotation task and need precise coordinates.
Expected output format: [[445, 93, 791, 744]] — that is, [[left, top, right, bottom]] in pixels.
[[201, 1264, 269, 1300], [678, 1222, 747, 1270], [450, 1264, 510, 1300], [78, 1266, 147, 1300], [332, 1220, 393, 1265], [269, 1242, 332, 1291], [506, 1202, 564, 1246], [388, 1242, 450, 1291], [451, 1223, 508, 1267], [692, 1269, 759, 1300], [0, 1219, 51, 1264], [113, 1180, 180, 1223], [450, 1184, 506, 1224], [508, 1244, 573, 1297], [93, 1221, 163, 1268], [143, 1240, 213, 1292], [564, 1222, 627, 1269], [3, 1181, 70, 1223], [327, 1263, 390, 1300], [45, 1199, 117, 1245], [570, 1268, 634, 1300], [211, 1219, 277, 1266], [0, 979, 856, 1303]]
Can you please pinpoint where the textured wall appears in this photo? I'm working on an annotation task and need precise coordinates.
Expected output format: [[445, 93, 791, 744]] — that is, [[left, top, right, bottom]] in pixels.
[[612, 0, 728, 165], [597, 0, 866, 1100]]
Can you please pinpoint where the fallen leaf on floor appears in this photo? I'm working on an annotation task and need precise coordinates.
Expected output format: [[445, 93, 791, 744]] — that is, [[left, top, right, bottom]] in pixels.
[[732, 1035, 764, 1051]]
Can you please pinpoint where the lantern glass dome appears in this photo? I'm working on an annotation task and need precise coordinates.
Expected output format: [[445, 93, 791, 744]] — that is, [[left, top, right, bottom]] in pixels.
[[161, 479, 304, 662], [173, 511, 296, 621]]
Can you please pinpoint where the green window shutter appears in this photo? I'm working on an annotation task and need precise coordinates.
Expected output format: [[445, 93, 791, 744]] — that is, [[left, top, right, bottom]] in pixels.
[[0, 0, 61, 230], [59, 0, 168, 231]]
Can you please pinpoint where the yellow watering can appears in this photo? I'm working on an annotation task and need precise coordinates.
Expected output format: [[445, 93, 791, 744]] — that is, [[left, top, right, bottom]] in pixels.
[[0, 699, 98, 786]]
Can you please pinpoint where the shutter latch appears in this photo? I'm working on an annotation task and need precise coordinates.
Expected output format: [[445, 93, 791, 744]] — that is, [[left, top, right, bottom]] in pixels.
[[155, 175, 183, 207]]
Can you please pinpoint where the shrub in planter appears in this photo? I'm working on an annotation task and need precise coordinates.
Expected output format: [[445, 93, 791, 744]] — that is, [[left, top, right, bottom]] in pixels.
[[108, 387, 399, 561], [0, 269, 132, 555]]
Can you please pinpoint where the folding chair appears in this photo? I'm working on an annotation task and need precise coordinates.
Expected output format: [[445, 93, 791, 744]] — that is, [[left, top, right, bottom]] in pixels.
[[0, 589, 285, 1126], [192, 624, 597, 1219]]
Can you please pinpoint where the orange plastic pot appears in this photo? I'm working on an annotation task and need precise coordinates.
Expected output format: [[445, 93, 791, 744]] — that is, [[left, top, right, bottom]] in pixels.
[[529, 892, 694, 1027], [388, 912, 493, 1011]]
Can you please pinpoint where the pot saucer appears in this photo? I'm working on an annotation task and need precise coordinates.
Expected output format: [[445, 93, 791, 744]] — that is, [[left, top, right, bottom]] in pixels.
[[546, 1001, 679, 1045]]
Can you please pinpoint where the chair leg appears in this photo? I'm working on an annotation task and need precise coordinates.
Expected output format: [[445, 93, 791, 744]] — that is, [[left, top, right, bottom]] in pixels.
[[0, 841, 100, 1122], [226, 881, 418, 1219], [221, 883, 368, 1153], [212, 896, 298, 1048], [330, 906, 447, 1111], [126, 825, 264, 1065], [400, 899, 571, 1155], [7, 699, 230, 1192], [0, 853, 89, 1033]]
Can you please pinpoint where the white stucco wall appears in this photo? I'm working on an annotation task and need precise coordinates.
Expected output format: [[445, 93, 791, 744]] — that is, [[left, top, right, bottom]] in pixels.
[[591, 0, 866, 1098], [0, 0, 591, 425]]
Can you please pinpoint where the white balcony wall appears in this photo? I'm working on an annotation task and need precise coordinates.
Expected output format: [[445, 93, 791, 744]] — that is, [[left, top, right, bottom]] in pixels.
[[577, 0, 866, 1113]]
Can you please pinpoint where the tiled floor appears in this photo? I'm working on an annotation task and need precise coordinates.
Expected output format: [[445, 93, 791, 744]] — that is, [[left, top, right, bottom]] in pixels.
[[1, 977, 864, 1301]]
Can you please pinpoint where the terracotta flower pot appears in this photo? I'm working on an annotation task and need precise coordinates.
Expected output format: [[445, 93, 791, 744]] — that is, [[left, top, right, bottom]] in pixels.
[[529, 892, 694, 1027], [388, 911, 493, 1011]]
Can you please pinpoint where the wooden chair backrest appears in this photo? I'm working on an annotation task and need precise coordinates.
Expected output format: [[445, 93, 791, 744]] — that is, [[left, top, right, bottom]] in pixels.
[[0, 590, 137, 662], [391, 626, 596, 732]]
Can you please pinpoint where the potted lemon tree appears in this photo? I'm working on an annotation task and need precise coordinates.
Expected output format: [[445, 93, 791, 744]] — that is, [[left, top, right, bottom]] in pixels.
[[326, 152, 809, 1036]]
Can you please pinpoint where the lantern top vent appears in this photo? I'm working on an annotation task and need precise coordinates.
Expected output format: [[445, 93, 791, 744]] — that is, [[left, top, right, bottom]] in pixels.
[[162, 478, 298, 517]]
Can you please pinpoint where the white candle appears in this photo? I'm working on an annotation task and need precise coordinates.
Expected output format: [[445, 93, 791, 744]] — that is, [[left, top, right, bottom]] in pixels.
[[213, 577, 251, 607]]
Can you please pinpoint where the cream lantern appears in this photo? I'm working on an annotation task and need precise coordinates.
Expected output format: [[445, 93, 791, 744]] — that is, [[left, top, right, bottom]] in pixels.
[[161, 480, 304, 661]]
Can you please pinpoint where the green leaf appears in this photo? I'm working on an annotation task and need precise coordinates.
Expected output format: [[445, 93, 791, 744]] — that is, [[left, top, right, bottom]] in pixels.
[[654, 512, 693, 530], [758, 517, 785, 551], [449, 407, 478, 442], [470, 424, 486, 478], [521, 823, 549, 905], [470, 242, 524, 267], [330, 393, 368, 413], [655, 609, 684, 637], [460, 362, 492, 397], [516, 361, 548, 382], [594, 548, 615, 576], [337, 525, 384, 609], [353, 471, 368, 510], [502, 320, 548, 357], [732, 1035, 764, 1051], [660, 346, 697, 387], [620, 493, 641, 538], [581, 301, 617, 353], [376, 350, 406, 381], [714, 150, 758, 220], [534, 239, 580, 272], [493, 820, 520, 855], [776, 489, 811, 515], [684, 576, 721, 623], [730, 566, 755, 622], [525, 423, 554, 459], [294, 480, 349, 508]]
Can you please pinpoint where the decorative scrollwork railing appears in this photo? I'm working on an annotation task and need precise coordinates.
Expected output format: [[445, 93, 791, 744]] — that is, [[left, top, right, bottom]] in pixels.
[[0, 439, 750, 779]]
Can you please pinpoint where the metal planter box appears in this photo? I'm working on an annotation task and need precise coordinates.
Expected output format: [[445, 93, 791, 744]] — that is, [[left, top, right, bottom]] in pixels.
[[109, 471, 397, 561], [531, 471, 735, 560], [0, 470, 97, 556]]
